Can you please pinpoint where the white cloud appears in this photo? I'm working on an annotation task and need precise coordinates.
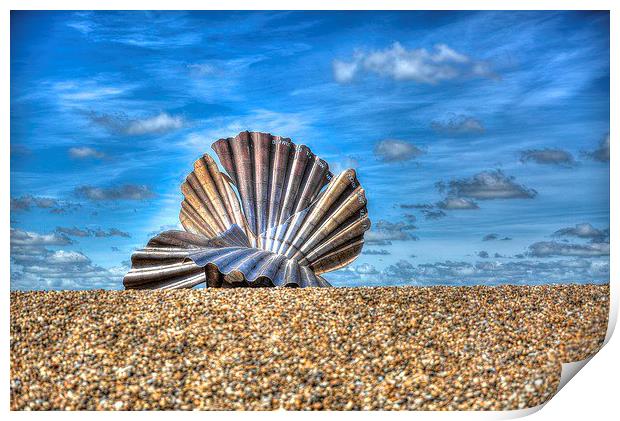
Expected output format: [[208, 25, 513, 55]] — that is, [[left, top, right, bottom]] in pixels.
[[365, 219, 418, 245], [528, 241, 610, 258], [437, 197, 479, 210], [56, 226, 131, 238], [374, 139, 424, 162], [333, 42, 496, 84], [10, 195, 81, 214], [378, 257, 609, 286], [186, 63, 217, 77], [355, 263, 379, 275], [10, 228, 72, 246], [333, 60, 360, 83], [69, 146, 106, 159], [48, 250, 90, 264], [86, 111, 187, 136], [330, 156, 359, 175], [125, 113, 185, 135], [65, 12, 202, 49], [437, 170, 537, 200], [10, 228, 127, 290], [55, 81, 126, 101], [553, 223, 608, 241], [520, 148, 575, 166], [75, 184, 155, 201], [67, 20, 96, 34], [431, 114, 485, 134]]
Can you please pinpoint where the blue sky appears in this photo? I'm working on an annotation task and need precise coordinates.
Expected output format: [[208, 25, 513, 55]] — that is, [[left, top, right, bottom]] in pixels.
[[10, 10, 610, 289]]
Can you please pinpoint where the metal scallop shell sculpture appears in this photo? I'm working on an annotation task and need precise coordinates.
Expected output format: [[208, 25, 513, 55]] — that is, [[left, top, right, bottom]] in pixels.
[[123, 131, 371, 289]]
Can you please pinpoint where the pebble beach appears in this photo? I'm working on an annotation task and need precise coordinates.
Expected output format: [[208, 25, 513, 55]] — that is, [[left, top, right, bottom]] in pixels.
[[10, 285, 609, 411]]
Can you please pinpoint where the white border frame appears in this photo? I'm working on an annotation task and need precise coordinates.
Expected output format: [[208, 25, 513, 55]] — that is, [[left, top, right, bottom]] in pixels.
[[3, 1, 616, 419]]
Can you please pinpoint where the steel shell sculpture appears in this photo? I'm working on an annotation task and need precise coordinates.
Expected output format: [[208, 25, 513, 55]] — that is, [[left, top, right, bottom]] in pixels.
[[123, 131, 371, 289]]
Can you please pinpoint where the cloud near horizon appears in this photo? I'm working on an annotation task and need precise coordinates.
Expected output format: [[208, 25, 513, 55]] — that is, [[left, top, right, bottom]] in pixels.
[[11, 226, 128, 290], [370, 257, 609, 286], [553, 223, 609, 242], [365, 219, 418, 245], [362, 249, 391, 256], [527, 241, 609, 258], [10, 228, 72, 246]]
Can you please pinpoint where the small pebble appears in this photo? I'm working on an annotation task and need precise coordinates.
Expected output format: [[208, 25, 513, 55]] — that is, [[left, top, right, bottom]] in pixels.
[[10, 285, 608, 410]]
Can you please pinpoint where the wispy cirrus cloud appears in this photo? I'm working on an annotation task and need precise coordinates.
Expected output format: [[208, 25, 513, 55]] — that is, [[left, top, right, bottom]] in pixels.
[[66, 20, 95, 34], [75, 184, 155, 201], [186, 56, 266, 78], [66, 11, 202, 49], [182, 109, 315, 150], [87, 111, 186, 136], [333, 42, 496, 84], [51, 79, 132, 104], [186, 63, 217, 77]]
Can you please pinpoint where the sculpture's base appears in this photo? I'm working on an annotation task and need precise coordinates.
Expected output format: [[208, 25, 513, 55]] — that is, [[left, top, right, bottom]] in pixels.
[[123, 226, 331, 289]]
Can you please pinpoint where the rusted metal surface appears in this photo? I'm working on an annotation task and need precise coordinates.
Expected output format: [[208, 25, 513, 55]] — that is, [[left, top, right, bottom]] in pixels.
[[123, 131, 370, 289]]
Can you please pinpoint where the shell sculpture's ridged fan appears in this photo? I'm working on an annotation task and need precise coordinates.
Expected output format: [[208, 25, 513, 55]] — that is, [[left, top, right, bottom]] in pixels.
[[124, 131, 371, 289]]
